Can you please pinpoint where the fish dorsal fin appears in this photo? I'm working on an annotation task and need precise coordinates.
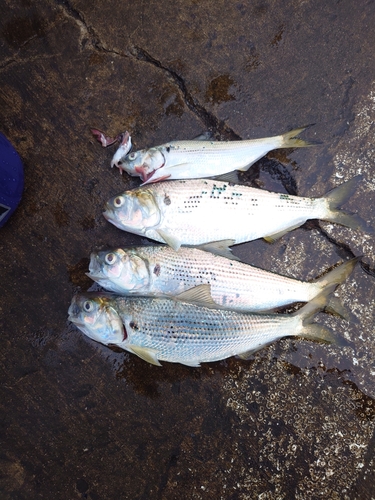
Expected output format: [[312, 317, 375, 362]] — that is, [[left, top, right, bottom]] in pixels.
[[127, 344, 162, 366], [175, 284, 216, 307], [156, 229, 181, 251], [197, 239, 240, 261], [263, 222, 304, 243], [213, 171, 239, 184]]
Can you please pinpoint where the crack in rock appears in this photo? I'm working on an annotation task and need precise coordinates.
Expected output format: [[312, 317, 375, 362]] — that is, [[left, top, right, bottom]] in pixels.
[[316, 225, 375, 277], [129, 45, 241, 142], [55, 0, 103, 50], [52, 0, 368, 265]]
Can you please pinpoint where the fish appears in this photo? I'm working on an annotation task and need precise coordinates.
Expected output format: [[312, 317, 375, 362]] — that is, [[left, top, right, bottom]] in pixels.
[[111, 126, 314, 184], [68, 285, 342, 367], [87, 243, 358, 316], [103, 176, 372, 250]]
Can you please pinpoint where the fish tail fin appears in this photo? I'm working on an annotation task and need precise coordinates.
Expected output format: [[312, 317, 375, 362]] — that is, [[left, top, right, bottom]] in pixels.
[[280, 124, 317, 148], [293, 284, 347, 346], [313, 257, 359, 319], [314, 257, 360, 288], [322, 176, 374, 233]]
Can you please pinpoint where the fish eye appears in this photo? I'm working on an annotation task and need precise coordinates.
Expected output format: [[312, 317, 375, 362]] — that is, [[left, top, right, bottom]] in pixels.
[[105, 253, 116, 265], [128, 152, 137, 160], [114, 196, 124, 208], [83, 300, 94, 312]]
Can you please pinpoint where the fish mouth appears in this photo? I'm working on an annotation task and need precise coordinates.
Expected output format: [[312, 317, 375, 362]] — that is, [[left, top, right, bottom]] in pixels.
[[86, 271, 104, 281], [87, 255, 104, 279], [68, 316, 85, 327], [103, 209, 112, 222]]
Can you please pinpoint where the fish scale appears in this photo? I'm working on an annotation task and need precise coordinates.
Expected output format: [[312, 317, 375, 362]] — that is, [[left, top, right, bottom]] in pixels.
[[68, 289, 339, 367], [114, 296, 301, 365], [111, 126, 313, 183], [134, 179, 323, 245], [87, 246, 358, 313]]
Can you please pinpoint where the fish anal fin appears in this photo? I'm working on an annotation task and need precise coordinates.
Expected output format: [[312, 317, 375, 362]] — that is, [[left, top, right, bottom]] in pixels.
[[180, 360, 202, 367], [197, 239, 240, 261], [237, 343, 271, 360], [127, 345, 162, 366], [263, 223, 303, 243], [175, 284, 216, 307], [156, 229, 181, 251]]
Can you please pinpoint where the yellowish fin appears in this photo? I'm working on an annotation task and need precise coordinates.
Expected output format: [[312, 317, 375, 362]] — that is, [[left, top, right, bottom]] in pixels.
[[127, 345, 162, 366], [293, 284, 348, 346], [324, 176, 374, 233], [280, 124, 317, 148]]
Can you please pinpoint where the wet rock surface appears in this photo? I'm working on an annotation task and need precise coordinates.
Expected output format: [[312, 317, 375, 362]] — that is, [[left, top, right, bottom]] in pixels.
[[1, 0, 375, 498]]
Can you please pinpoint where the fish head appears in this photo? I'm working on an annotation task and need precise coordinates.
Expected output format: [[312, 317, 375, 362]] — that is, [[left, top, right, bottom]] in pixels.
[[111, 148, 149, 178], [110, 132, 132, 169], [103, 189, 161, 234], [112, 147, 164, 183], [87, 248, 150, 293], [68, 293, 126, 345]]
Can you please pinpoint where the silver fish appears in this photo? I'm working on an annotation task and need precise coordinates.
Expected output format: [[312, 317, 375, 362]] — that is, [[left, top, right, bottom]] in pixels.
[[68, 285, 341, 367], [87, 243, 358, 315], [111, 126, 313, 184], [103, 176, 372, 250]]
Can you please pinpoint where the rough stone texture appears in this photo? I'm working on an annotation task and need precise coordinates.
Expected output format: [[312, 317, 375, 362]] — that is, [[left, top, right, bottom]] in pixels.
[[1, 1, 375, 498]]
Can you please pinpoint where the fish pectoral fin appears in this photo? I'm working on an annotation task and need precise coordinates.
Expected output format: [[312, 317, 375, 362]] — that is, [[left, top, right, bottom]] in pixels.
[[197, 239, 241, 261], [175, 284, 217, 307], [141, 173, 171, 185], [213, 171, 239, 184], [160, 162, 192, 178], [127, 345, 162, 366], [156, 229, 181, 251], [263, 222, 304, 243]]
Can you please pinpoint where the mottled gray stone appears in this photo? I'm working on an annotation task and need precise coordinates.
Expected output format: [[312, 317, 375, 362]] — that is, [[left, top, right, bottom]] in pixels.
[[1, 1, 375, 498]]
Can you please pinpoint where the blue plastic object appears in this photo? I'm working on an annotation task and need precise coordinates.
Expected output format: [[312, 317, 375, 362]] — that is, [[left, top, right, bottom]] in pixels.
[[0, 132, 24, 227]]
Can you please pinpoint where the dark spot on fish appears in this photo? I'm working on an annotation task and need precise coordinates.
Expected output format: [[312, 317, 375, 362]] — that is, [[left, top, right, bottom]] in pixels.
[[154, 264, 161, 276], [164, 194, 171, 205], [117, 160, 122, 165], [166, 146, 171, 153], [129, 321, 138, 331]]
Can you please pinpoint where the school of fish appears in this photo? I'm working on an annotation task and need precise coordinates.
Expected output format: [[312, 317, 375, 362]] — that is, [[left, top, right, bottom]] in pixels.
[[68, 126, 373, 367]]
